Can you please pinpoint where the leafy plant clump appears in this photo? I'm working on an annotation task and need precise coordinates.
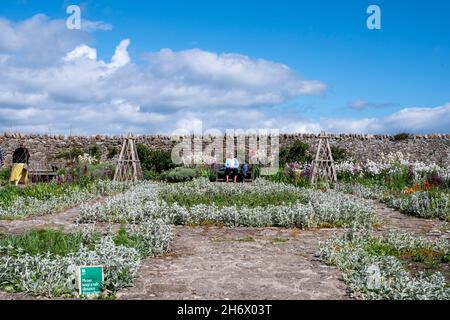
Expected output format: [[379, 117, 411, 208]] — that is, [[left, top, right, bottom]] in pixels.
[[330, 146, 348, 163], [78, 179, 378, 229], [279, 141, 313, 166], [0, 168, 9, 184], [88, 145, 102, 160], [107, 146, 119, 159], [0, 229, 90, 257], [0, 221, 172, 297], [393, 133, 411, 141], [317, 228, 449, 300], [0, 180, 130, 219], [137, 144, 176, 173], [143, 170, 162, 181], [162, 167, 199, 182], [54, 148, 84, 162], [336, 182, 450, 221]]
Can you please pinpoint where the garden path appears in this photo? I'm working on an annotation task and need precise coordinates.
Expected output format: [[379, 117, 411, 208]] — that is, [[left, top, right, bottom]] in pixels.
[[371, 199, 450, 240], [117, 226, 349, 300], [0, 196, 118, 235]]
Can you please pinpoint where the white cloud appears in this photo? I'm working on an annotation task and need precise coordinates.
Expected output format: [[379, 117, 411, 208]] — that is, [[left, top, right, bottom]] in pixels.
[[81, 20, 113, 32], [108, 39, 131, 70], [319, 103, 450, 134], [349, 99, 395, 110], [64, 45, 97, 62], [0, 15, 448, 135]]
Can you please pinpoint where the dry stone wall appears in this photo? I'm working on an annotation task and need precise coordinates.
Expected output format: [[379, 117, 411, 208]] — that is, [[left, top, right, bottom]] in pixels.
[[0, 132, 449, 167]]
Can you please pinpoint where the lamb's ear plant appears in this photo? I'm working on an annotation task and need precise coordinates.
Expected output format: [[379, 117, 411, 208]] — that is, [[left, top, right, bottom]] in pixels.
[[317, 228, 450, 300], [78, 179, 378, 229], [336, 182, 450, 221], [0, 219, 172, 297], [0, 180, 131, 219]]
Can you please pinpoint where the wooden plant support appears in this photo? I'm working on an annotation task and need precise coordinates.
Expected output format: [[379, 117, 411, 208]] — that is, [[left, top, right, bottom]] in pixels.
[[310, 131, 337, 185], [113, 133, 143, 182]]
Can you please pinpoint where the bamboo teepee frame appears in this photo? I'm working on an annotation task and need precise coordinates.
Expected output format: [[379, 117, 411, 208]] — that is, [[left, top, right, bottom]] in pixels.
[[310, 131, 337, 184], [113, 133, 143, 182]]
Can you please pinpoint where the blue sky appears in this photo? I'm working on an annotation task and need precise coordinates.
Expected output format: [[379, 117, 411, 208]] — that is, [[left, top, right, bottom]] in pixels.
[[0, 0, 449, 134]]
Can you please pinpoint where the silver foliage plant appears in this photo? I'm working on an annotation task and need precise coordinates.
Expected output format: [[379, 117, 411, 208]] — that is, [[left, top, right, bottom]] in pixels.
[[0, 180, 130, 219], [78, 178, 378, 228], [317, 228, 450, 300], [335, 182, 450, 220], [0, 219, 172, 297]]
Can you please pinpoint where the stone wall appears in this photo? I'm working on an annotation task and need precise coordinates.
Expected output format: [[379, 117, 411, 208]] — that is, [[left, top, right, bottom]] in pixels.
[[0, 132, 449, 168]]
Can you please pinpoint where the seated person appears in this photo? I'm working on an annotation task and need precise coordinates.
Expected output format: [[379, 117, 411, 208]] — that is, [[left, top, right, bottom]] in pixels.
[[239, 163, 250, 182], [224, 155, 239, 183]]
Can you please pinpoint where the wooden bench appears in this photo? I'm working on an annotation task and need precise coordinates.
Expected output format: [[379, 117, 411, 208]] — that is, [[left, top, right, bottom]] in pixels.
[[29, 163, 59, 183], [215, 165, 254, 183]]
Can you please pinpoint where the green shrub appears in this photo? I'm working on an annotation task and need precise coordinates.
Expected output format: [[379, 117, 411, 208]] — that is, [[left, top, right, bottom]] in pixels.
[[143, 170, 162, 181], [198, 167, 216, 182], [54, 148, 84, 161], [279, 141, 313, 165], [67, 163, 114, 182], [107, 146, 119, 159], [331, 146, 348, 163], [137, 144, 175, 173], [163, 167, 198, 182], [0, 169, 9, 182], [393, 133, 411, 141], [88, 145, 102, 160]]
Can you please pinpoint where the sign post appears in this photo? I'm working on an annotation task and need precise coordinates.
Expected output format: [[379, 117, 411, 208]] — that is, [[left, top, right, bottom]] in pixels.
[[77, 265, 104, 296]]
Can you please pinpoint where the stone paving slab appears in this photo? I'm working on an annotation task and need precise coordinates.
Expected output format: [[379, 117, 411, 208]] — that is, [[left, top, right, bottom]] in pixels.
[[117, 226, 349, 300], [371, 199, 450, 239], [0, 196, 119, 235]]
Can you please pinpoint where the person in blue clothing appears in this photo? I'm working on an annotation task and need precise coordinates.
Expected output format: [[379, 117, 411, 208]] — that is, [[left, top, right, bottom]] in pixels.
[[240, 163, 250, 182], [0, 148, 5, 168], [224, 153, 239, 183]]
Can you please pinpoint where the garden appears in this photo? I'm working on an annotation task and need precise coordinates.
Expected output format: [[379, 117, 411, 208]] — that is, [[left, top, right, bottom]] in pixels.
[[0, 140, 448, 300]]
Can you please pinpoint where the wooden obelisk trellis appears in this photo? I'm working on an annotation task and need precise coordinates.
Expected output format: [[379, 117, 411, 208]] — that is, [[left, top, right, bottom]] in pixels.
[[310, 131, 337, 184], [113, 133, 143, 182]]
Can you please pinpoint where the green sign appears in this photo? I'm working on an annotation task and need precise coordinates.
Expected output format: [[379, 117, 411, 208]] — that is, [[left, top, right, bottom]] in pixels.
[[78, 266, 104, 296]]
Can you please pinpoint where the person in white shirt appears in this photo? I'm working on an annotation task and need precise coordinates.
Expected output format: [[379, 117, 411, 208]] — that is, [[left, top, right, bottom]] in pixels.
[[224, 154, 239, 183]]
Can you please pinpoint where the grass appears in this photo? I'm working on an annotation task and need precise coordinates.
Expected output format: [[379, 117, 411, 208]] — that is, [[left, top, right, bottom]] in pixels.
[[160, 192, 306, 208], [0, 229, 98, 257], [209, 235, 256, 243], [236, 235, 255, 242], [272, 237, 289, 243]]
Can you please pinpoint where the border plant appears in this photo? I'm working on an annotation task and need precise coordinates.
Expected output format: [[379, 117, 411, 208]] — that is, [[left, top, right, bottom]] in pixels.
[[317, 227, 449, 300]]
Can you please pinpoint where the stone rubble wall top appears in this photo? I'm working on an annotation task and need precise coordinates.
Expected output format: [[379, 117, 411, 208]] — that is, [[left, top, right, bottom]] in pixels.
[[1, 132, 449, 140]]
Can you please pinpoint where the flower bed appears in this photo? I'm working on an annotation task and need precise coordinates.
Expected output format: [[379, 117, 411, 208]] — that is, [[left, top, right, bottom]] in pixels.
[[0, 180, 130, 219], [78, 178, 378, 229], [0, 220, 172, 297], [317, 228, 450, 300], [336, 182, 450, 221]]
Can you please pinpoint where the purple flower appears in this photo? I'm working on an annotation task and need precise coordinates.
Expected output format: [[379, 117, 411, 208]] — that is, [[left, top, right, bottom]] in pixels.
[[430, 175, 444, 187], [301, 167, 312, 178]]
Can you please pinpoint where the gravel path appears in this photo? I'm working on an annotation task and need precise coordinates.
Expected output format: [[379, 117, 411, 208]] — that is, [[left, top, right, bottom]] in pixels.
[[371, 199, 450, 239], [117, 226, 349, 300], [0, 197, 118, 235]]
